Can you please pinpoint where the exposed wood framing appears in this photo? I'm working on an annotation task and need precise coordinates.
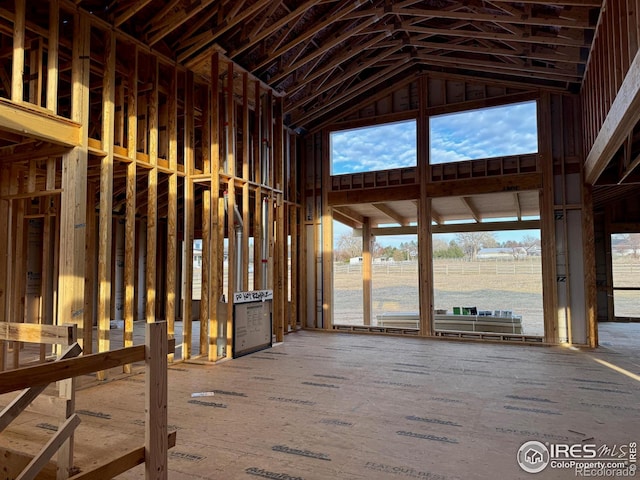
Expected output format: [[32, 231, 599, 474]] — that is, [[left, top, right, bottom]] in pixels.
[[362, 218, 372, 326], [182, 70, 194, 360], [124, 46, 138, 373], [208, 55, 220, 361], [97, 30, 116, 373], [145, 57, 159, 324], [165, 65, 178, 362], [57, 13, 89, 347]]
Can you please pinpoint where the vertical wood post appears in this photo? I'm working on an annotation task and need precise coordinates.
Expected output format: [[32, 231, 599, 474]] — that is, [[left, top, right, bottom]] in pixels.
[[166, 66, 178, 361], [46, 0, 59, 113], [97, 30, 116, 374], [182, 71, 195, 360], [145, 321, 168, 479], [225, 62, 235, 358], [124, 46, 138, 372], [12, 0, 25, 102], [362, 218, 372, 326], [57, 13, 89, 348], [146, 58, 159, 324], [417, 75, 433, 336], [209, 54, 221, 361]]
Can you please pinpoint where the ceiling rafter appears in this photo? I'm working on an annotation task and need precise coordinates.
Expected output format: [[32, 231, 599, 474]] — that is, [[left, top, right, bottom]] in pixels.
[[393, 6, 592, 29], [373, 203, 410, 226], [462, 197, 482, 223], [114, 0, 154, 27], [146, 0, 217, 47], [286, 43, 402, 115], [284, 32, 394, 98], [176, 0, 271, 63], [254, 1, 372, 73], [268, 16, 382, 87], [415, 52, 580, 83], [230, 1, 318, 59], [292, 56, 413, 128], [402, 22, 588, 48], [411, 38, 582, 65], [514, 192, 522, 220]]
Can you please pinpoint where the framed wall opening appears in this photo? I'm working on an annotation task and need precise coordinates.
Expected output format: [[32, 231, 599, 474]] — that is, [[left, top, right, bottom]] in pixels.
[[432, 229, 543, 336], [611, 233, 640, 321], [330, 119, 417, 175]]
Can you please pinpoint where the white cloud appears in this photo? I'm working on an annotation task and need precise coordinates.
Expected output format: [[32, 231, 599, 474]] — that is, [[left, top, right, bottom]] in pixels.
[[331, 120, 417, 174], [430, 101, 538, 164], [330, 101, 538, 173]]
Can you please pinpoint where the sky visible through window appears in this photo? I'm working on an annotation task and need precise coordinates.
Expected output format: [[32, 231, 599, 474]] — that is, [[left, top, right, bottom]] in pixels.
[[331, 101, 540, 244], [330, 119, 417, 175], [430, 101, 538, 164], [330, 100, 537, 175]]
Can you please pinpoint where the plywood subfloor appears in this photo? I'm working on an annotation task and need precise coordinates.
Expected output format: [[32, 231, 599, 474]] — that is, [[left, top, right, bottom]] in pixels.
[[1, 323, 639, 480]]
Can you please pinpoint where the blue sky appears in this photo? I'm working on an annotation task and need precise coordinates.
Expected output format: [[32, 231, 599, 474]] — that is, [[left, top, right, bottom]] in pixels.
[[330, 120, 417, 175], [330, 101, 537, 174], [331, 101, 539, 245]]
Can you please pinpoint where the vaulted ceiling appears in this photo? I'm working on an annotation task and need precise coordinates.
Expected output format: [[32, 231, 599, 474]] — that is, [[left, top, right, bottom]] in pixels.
[[76, 0, 602, 131]]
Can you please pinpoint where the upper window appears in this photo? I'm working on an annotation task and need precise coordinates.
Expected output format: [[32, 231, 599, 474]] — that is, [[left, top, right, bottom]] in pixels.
[[429, 101, 538, 165], [330, 119, 417, 175]]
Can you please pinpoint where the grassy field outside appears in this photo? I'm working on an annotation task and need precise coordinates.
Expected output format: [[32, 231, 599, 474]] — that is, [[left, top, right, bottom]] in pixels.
[[334, 257, 640, 334]]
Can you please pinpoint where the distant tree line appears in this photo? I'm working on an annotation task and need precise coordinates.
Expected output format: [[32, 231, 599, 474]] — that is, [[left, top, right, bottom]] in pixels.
[[334, 231, 541, 262]]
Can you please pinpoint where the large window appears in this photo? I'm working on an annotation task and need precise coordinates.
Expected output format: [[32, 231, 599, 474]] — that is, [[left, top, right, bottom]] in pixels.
[[430, 101, 538, 164], [330, 119, 417, 175], [611, 233, 640, 319], [432, 229, 544, 336]]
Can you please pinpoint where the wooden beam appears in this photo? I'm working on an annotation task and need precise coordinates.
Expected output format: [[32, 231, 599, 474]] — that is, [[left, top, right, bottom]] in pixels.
[[145, 58, 159, 324], [332, 209, 362, 229], [0, 322, 76, 345], [165, 65, 178, 362], [0, 345, 145, 395], [404, 22, 588, 48], [16, 414, 81, 480], [46, 0, 59, 113], [0, 342, 80, 434], [366, 219, 541, 236], [57, 13, 89, 349], [274, 97, 285, 342], [145, 321, 168, 479], [332, 205, 364, 226], [417, 75, 433, 337], [147, 0, 216, 47], [396, 6, 592, 29], [462, 196, 481, 223], [182, 70, 194, 360], [124, 46, 138, 372], [67, 432, 177, 480], [225, 61, 236, 357], [0, 99, 79, 146], [585, 50, 640, 184], [114, 0, 154, 27], [11, 0, 25, 102], [176, 1, 272, 63], [242, 73, 250, 291], [425, 173, 543, 198], [372, 202, 409, 226], [362, 217, 372, 326], [97, 30, 116, 369], [267, 15, 381, 86], [329, 184, 420, 206], [230, 0, 322, 59]]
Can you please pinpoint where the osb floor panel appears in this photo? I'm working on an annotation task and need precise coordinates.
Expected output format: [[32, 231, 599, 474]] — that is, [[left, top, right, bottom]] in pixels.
[[1, 323, 639, 480]]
